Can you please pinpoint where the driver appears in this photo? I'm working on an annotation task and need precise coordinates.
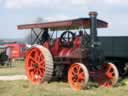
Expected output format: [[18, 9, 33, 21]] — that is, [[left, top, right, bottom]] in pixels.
[[78, 30, 83, 37], [41, 28, 50, 44]]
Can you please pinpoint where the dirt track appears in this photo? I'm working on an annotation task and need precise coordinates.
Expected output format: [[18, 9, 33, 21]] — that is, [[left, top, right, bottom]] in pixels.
[[0, 75, 27, 80]]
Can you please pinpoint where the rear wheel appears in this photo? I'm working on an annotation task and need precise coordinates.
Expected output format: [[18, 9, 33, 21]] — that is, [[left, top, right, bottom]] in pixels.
[[97, 63, 119, 87], [68, 63, 89, 91], [25, 45, 53, 84]]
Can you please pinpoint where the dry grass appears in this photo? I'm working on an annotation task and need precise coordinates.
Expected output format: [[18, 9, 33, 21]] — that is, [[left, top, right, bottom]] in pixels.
[[0, 60, 25, 76], [0, 60, 127, 96], [0, 80, 127, 96]]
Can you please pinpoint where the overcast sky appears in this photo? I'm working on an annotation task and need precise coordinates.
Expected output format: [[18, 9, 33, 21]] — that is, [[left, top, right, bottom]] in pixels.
[[0, 0, 128, 39]]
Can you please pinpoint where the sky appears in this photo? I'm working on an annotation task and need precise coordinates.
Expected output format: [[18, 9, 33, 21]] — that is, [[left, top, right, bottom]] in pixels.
[[0, 0, 128, 40]]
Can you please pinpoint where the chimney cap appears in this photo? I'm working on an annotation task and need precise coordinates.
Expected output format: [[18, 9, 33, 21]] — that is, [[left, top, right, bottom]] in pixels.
[[89, 12, 98, 17]]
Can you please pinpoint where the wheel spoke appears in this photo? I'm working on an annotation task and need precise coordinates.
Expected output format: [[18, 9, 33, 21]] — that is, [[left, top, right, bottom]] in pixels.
[[39, 60, 45, 67], [104, 80, 112, 87], [30, 71, 36, 81], [68, 32, 70, 41], [35, 50, 39, 61], [39, 53, 43, 62], [72, 71, 77, 77], [105, 66, 115, 79], [28, 66, 34, 71], [36, 69, 43, 80], [29, 56, 37, 63], [78, 72, 85, 81], [77, 65, 81, 74], [38, 69, 44, 76], [107, 65, 113, 73], [27, 61, 34, 69], [72, 77, 77, 82], [106, 71, 115, 79], [33, 69, 37, 74], [30, 60, 35, 65]]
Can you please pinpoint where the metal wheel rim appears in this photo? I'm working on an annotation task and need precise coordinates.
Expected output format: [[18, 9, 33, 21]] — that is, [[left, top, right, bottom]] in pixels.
[[97, 63, 119, 87], [68, 63, 89, 91], [25, 45, 53, 84]]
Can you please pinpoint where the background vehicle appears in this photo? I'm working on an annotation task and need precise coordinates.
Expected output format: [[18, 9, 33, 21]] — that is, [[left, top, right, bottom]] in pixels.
[[99, 36, 128, 76], [0, 42, 25, 66]]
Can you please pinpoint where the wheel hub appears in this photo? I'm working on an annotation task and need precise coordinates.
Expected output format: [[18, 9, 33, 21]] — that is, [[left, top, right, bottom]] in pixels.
[[33, 64, 39, 68], [74, 75, 78, 80]]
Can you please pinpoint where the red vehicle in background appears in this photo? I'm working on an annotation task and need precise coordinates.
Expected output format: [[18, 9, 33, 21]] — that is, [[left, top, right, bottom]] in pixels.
[[0, 42, 26, 66], [4, 43, 26, 59]]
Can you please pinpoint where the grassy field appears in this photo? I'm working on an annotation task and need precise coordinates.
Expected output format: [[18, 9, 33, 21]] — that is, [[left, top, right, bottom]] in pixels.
[[0, 80, 127, 96], [0, 60, 128, 96], [0, 60, 25, 76]]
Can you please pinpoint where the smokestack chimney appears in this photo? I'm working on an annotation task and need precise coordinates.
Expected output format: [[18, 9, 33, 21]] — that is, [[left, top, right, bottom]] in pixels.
[[89, 12, 99, 66], [89, 12, 98, 48]]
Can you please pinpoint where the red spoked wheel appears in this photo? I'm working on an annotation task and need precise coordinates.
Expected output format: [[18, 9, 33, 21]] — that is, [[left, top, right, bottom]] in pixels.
[[25, 45, 53, 84], [68, 63, 89, 91], [97, 63, 119, 87]]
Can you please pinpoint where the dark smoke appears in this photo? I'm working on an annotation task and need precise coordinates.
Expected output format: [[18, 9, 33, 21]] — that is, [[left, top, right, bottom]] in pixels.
[[24, 17, 46, 44]]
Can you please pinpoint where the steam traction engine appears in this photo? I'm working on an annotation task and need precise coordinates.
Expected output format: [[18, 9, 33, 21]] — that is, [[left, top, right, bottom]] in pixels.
[[17, 12, 119, 90]]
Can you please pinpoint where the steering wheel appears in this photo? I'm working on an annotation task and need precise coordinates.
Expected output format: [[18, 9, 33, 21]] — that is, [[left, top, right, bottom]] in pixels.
[[60, 31, 75, 47]]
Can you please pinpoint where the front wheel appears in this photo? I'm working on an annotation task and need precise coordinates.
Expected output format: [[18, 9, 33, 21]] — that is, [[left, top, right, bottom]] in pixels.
[[68, 63, 89, 91]]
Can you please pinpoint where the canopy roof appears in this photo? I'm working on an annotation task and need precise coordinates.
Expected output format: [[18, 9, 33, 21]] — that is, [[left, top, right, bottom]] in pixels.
[[17, 18, 108, 30]]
